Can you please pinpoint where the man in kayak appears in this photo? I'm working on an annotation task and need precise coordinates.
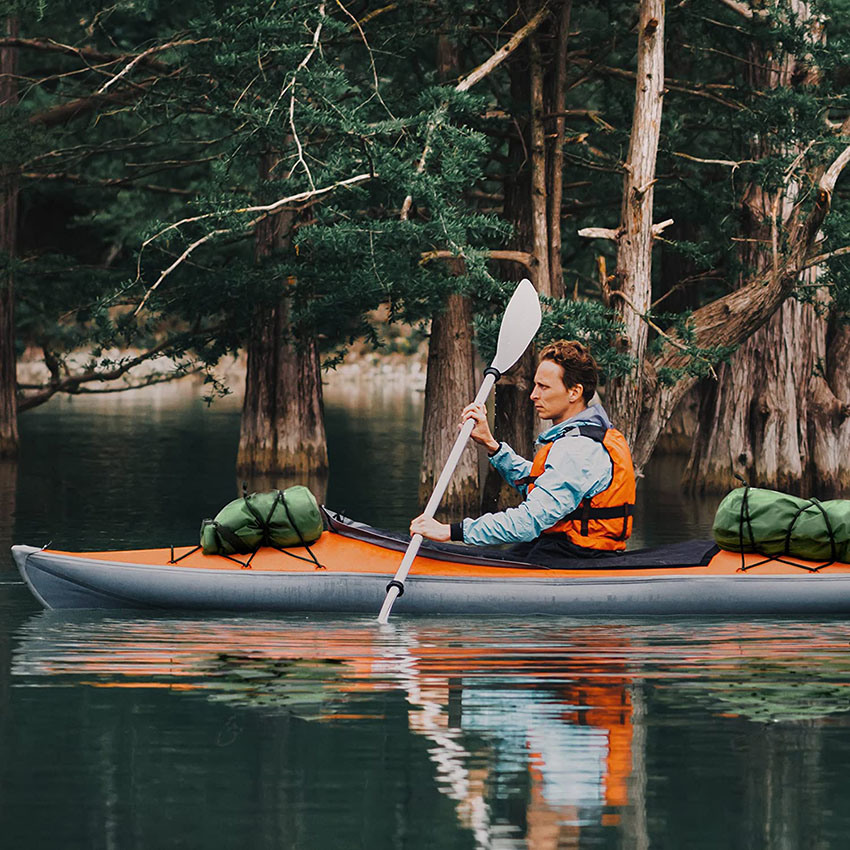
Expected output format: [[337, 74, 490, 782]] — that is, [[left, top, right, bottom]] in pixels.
[[410, 340, 636, 560]]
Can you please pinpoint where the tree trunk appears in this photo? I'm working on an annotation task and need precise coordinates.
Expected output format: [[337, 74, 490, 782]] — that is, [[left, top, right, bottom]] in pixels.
[[529, 31, 551, 297], [546, 0, 571, 300], [418, 35, 479, 518], [813, 318, 850, 496], [683, 4, 849, 495], [419, 293, 479, 517], [0, 18, 18, 458], [684, 297, 826, 494], [604, 0, 665, 445], [482, 51, 536, 513], [236, 155, 328, 496]]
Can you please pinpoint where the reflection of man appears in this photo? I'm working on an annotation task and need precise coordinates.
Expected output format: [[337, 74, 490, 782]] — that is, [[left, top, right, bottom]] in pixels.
[[411, 340, 636, 561]]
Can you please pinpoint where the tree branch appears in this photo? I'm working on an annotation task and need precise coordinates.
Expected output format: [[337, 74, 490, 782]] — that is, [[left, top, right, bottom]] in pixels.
[[400, 4, 551, 220], [96, 38, 213, 95], [420, 248, 534, 270], [133, 172, 375, 315], [17, 340, 188, 411]]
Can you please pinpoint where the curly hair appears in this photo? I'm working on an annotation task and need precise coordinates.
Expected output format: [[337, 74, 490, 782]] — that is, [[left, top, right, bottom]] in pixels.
[[538, 340, 598, 403]]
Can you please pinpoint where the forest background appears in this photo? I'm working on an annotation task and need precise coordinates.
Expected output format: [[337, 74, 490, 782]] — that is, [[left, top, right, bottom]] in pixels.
[[2, 0, 850, 517]]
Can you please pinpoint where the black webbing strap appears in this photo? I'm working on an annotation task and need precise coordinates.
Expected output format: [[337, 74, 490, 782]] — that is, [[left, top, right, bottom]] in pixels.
[[170, 545, 201, 564], [563, 504, 635, 521], [783, 497, 837, 569], [279, 490, 324, 570], [735, 477, 838, 573], [216, 523, 247, 554]]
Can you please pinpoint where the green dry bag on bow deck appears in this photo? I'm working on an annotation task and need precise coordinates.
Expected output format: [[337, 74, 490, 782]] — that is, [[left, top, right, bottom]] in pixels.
[[200, 486, 324, 555], [713, 486, 850, 563]]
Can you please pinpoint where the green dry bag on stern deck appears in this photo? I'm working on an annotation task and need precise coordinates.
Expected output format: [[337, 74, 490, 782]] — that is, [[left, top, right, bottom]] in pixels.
[[200, 486, 324, 555], [713, 487, 850, 563]]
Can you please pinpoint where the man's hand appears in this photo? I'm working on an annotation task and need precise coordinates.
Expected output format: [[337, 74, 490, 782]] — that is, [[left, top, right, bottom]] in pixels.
[[410, 514, 451, 542], [461, 403, 500, 453]]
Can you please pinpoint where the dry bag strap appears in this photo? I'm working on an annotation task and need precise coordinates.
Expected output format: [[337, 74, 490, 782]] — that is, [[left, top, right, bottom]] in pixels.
[[215, 522, 247, 554], [279, 490, 324, 570], [784, 496, 837, 567]]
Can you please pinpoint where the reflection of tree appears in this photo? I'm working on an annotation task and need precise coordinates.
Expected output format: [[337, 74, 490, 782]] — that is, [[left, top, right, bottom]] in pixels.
[[0, 458, 16, 706], [14, 616, 850, 849], [189, 653, 343, 717]]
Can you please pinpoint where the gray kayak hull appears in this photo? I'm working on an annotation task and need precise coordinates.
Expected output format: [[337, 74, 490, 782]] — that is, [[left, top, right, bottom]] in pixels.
[[12, 544, 850, 615]]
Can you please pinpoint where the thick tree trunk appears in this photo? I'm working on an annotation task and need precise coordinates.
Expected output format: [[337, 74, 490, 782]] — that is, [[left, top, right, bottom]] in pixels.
[[685, 298, 826, 494], [604, 0, 665, 444], [683, 5, 850, 495], [418, 36, 479, 518], [814, 319, 850, 496], [0, 18, 18, 458], [236, 156, 328, 495], [419, 293, 479, 517]]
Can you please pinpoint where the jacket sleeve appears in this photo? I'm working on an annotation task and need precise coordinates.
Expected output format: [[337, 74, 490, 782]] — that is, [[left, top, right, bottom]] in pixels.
[[488, 442, 532, 493], [462, 436, 613, 545]]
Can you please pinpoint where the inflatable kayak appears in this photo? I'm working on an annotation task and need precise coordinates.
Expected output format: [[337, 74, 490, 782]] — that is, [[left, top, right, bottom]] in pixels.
[[12, 509, 850, 614]]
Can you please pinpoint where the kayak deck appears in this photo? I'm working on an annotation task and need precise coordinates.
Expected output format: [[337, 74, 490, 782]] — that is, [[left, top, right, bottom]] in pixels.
[[12, 511, 850, 614]]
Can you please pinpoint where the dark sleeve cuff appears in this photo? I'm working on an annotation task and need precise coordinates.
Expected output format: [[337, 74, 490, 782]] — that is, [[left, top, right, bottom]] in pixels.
[[450, 522, 464, 542], [487, 442, 503, 458]]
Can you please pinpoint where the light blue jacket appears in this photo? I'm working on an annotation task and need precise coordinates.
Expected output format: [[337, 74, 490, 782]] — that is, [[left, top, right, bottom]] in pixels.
[[461, 404, 614, 545]]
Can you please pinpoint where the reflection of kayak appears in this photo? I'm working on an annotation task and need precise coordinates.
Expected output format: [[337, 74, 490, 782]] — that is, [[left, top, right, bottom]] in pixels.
[[12, 510, 850, 613]]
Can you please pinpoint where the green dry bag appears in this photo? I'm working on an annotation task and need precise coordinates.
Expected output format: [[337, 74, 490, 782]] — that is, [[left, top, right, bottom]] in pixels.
[[200, 486, 324, 555], [712, 486, 850, 563]]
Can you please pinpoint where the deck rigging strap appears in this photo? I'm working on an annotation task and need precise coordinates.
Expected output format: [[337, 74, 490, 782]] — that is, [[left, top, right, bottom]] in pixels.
[[177, 489, 328, 570], [734, 476, 837, 573]]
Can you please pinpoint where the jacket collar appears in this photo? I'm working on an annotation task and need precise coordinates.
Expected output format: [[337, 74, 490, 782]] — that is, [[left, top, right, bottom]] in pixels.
[[535, 403, 612, 446]]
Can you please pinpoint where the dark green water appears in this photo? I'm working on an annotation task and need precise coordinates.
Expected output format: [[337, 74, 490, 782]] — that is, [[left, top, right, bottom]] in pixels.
[[3, 384, 850, 849]]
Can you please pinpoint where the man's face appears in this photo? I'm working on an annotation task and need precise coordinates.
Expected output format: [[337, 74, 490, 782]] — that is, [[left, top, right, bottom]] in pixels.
[[530, 360, 584, 424]]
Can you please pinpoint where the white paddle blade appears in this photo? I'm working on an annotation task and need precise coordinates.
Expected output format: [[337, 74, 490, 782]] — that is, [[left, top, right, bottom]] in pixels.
[[490, 279, 542, 375]]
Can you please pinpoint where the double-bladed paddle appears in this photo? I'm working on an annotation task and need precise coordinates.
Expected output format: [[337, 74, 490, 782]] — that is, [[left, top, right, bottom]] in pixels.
[[377, 278, 542, 623]]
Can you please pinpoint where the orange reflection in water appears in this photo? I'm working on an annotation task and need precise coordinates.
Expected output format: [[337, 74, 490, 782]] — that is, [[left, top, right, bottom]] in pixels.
[[13, 616, 850, 850]]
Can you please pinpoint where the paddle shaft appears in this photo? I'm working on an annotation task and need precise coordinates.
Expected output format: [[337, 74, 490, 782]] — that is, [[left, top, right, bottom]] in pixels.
[[377, 372, 497, 624]]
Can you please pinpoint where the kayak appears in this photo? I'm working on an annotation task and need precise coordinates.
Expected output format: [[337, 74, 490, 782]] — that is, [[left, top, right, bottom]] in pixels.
[[12, 509, 850, 614]]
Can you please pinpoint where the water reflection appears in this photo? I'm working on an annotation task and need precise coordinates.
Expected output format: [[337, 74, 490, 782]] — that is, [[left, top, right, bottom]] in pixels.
[[12, 615, 850, 849]]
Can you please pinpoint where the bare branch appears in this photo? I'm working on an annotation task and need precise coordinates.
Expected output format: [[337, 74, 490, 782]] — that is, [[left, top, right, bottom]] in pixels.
[[133, 172, 375, 315], [420, 248, 534, 270], [610, 290, 718, 378], [652, 218, 675, 236], [401, 5, 551, 220], [672, 151, 754, 169], [804, 245, 850, 268], [578, 226, 621, 240], [456, 5, 551, 92], [17, 340, 190, 412], [96, 39, 214, 94]]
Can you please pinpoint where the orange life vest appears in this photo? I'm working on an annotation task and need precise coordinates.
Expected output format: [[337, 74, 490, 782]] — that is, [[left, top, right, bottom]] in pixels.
[[525, 424, 636, 551]]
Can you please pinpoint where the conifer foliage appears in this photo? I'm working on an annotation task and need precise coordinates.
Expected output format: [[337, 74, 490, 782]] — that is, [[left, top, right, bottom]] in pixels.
[[2, 0, 850, 493]]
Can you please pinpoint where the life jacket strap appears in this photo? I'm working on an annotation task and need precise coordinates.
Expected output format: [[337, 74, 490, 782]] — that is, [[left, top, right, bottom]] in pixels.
[[563, 502, 634, 540]]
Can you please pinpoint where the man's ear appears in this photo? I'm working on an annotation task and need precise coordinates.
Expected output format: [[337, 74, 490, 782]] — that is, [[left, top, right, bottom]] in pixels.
[[569, 384, 583, 402]]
